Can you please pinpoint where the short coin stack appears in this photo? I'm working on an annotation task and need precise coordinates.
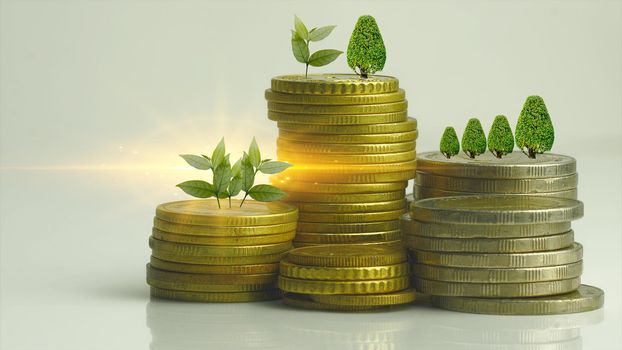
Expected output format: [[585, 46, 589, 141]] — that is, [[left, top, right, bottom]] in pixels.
[[266, 74, 418, 247], [147, 199, 298, 302], [414, 152, 578, 200], [278, 244, 416, 311], [402, 195, 604, 315]]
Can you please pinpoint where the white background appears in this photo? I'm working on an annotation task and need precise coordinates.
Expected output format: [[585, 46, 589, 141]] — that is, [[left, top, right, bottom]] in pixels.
[[1, 0, 620, 349]]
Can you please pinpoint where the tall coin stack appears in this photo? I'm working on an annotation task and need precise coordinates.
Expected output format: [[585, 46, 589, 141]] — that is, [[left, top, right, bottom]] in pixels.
[[147, 200, 298, 302], [403, 195, 604, 315], [266, 74, 418, 247], [414, 152, 578, 200]]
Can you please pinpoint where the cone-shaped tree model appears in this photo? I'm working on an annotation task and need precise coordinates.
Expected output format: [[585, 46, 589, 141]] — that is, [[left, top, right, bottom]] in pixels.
[[515, 95, 555, 159], [347, 15, 386, 78], [462, 118, 487, 159], [488, 115, 515, 158], [440, 127, 460, 159]]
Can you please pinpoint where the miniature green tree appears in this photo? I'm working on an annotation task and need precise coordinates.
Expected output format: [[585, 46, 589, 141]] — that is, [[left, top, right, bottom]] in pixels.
[[177, 138, 292, 208], [439, 127, 460, 159], [461, 118, 487, 158], [347, 15, 386, 78], [487, 115, 515, 158], [515, 95, 555, 159], [291, 16, 343, 78]]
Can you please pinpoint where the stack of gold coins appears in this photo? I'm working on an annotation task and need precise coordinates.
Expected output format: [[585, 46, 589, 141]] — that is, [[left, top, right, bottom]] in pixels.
[[414, 152, 578, 200], [278, 244, 416, 311], [402, 195, 604, 315], [147, 199, 298, 302], [266, 74, 418, 247]]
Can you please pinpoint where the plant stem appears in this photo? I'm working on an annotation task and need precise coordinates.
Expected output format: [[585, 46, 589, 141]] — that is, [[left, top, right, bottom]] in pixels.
[[216, 196, 221, 209], [228, 196, 232, 208], [239, 193, 248, 207], [305, 63, 309, 78]]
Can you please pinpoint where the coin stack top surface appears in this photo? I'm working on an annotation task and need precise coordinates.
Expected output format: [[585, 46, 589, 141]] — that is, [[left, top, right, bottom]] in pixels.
[[267, 74, 417, 247]]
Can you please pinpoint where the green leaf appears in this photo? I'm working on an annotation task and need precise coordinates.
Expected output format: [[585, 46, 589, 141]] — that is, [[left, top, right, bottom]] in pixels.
[[248, 184, 286, 202], [261, 158, 272, 163], [213, 164, 232, 195], [240, 157, 255, 192], [258, 161, 292, 174], [291, 29, 301, 40], [231, 158, 242, 177], [248, 137, 261, 168], [308, 49, 343, 67], [176, 180, 215, 198], [309, 25, 337, 41], [211, 138, 226, 169], [291, 37, 309, 64], [228, 176, 243, 197], [179, 154, 211, 170], [294, 15, 308, 40]]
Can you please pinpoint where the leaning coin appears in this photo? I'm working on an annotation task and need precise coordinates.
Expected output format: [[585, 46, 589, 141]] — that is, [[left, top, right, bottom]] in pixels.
[[277, 117, 416, 135], [311, 289, 416, 307], [265, 88, 406, 105], [149, 256, 280, 274], [413, 277, 581, 297], [151, 287, 281, 302], [278, 275, 410, 295], [415, 172, 578, 193], [270, 74, 399, 95], [279, 260, 409, 281]]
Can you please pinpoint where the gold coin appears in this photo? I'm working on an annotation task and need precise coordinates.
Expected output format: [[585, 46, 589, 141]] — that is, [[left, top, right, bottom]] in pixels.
[[268, 110, 408, 125], [281, 170, 416, 184], [415, 172, 578, 193], [410, 243, 583, 268], [293, 240, 402, 248], [297, 220, 400, 233], [151, 287, 281, 302], [278, 160, 417, 175], [282, 293, 382, 311], [147, 264, 277, 285], [284, 191, 405, 203], [401, 214, 572, 238], [152, 217, 297, 236], [152, 250, 287, 265], [266, 88, 406, 105], [298, 209, 405, 223], [278, 150, 416, 164], [156, 199, 298, 226], [149, 237, 292, 257], [412, 261, 583, 283], [149, 256, 280, 274], [277, 138, 416, 154], [278, 275, 410, 295], [270, 74, 399, 95], [287, 199, 406, 213], [268, 100, 407, 115], [430, 284, 604, 315], [412, 195, 584, 225], [278, 117, 417, 134], [404, 230, 575, 253], [152, 228, 296, 246], [287, 244, 407, 267], [414, 277, 581, 297], [274, 179, 407, 194], [416, 151, 577, 179], [414, 184, 578, 200], [294, 230, 402, 244], [311, 289, 416, 307], [147, 265, 277, 292], [280, 260, 409, 280], [279, 130, 418, 143]]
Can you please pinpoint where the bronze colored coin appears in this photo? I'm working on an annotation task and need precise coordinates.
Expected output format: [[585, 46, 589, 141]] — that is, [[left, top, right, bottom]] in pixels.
[[412, 261, 583, 283], [404, 230, 575, 253], [265, 88, 406, 105], [311, 289, 416, 307], [279, 259, 409, 280], [149, 237, 292, 257], [152, 228, 295, 246], [287, 244, 407, 267], [282, 293, 382, 311], [278, 275, 410, 295], [414, 184, 578, 201], [277, 117, 417, 135], [401, 214, 573, 238], [279, 130, 418, 144], [277, 161, 417, 177], [293, 240, 402, 248], [410, 243, 583, 268], [156, 199, 298, 226], [412, 195, 584, 225], [152, 217, 297, 236], [415, 172, 578, 193], [151, 250, 287, 265], [279, 170, 413, 184], [414, 277, 581, 298], [288, 199, 406, 213], [277, 150, 416, 164], [298, 209, 405, 223], [284, 191, 405, 203], [277, 138, 416, 154], [416, 152, 577, 179], [268, 110, 407, 125], [270, 74, 399, 95], [294, 230, 402, 244], [146, 265, 277, 292], [149, 256, 280, 274], [151, 287, 281, 302], [274, 179, 407, 194], [430, 284, 604, 315], [268, 100, 407, 115], [147, 264, 277, 285], [297, 220, 400, 233]]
